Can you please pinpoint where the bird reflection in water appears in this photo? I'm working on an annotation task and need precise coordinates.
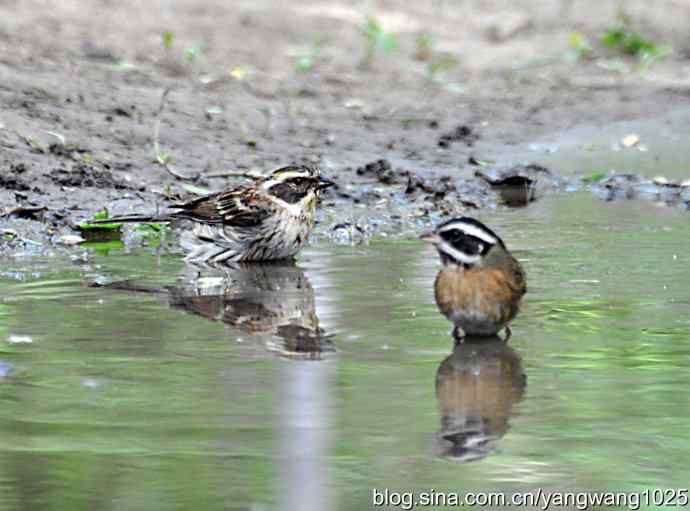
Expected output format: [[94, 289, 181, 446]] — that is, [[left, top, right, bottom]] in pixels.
[[94, 262, 333, 359], [435, 336, 526, 462]]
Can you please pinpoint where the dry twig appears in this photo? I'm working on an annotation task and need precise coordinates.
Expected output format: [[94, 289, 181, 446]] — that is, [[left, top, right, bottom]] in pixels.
[[152, 87, 198, 181]]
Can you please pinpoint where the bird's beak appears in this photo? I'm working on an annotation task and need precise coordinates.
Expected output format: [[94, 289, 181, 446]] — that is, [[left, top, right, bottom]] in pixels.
[[419, 231, 441, 244], [315, 177, 335, 190]]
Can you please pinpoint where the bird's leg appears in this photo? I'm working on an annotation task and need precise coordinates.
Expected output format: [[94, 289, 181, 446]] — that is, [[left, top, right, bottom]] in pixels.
[[220, 267, 233, 294], [452, 326, 465, 344], [193, 270, 203, 295]]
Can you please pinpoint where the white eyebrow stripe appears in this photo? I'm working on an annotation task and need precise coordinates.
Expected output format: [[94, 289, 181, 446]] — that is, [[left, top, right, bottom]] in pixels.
[[439, 241, 482, 265], [439, 222, 497, 245], [262, 179, 280, 189], [262, 175, 307, 190], [278, 171, 309, 179]]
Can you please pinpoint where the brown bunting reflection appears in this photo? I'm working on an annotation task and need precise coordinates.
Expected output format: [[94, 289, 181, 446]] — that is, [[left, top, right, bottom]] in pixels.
[[434, 336, 526, 462], [94, 262, 333, 359]]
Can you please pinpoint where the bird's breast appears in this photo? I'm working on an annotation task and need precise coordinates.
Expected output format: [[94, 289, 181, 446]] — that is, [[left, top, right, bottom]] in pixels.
[[435, 266, 522, 326]]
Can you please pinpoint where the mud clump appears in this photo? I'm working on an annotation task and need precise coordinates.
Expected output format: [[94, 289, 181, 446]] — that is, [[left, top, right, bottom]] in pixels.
[[405, 174, 456, 199], [0, 164, 31, 191], [438, 125, 479, 148], [405, 174, 483, 215], [356, 159, 397, 184], [48, 143, 90, 159], [49, 164, 128, 189]]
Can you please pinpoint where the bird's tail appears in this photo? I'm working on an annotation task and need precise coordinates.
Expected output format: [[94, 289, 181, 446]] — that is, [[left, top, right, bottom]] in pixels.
[[88, 213, 177, 224]]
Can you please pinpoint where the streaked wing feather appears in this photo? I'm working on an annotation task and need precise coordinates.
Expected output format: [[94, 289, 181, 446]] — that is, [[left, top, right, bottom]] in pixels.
[[170, 187, 271, 228]]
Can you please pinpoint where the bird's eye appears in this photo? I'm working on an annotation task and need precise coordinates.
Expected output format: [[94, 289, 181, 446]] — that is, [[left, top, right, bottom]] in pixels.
[[446, 229, 465, 242]]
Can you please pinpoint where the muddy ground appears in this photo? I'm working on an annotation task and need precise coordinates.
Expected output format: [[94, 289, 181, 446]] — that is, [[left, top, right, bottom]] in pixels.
[[1, 0, 689, 254]]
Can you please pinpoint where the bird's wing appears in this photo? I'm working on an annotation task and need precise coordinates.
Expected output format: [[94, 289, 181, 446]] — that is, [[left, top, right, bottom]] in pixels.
[[170, 187, 271, 228], [509, 256, 527, 295]]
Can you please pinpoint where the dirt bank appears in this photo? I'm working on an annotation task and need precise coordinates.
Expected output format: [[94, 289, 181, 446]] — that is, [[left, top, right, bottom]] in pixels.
[[1, 0, 689, 253]]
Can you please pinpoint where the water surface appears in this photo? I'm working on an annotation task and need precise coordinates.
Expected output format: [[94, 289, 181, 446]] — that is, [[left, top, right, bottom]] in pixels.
[[1, 192, 689, 510]]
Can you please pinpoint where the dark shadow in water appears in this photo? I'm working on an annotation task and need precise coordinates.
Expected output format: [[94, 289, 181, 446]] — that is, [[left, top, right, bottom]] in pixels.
[[435, 336, 526, 462], [475, 165, 546, 207], [93, 262, 334, 359], [494, 181, 537, 207]]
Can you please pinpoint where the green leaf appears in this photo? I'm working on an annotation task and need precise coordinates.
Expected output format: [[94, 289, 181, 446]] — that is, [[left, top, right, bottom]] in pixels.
[[162, 31, 175, 50], [79, 209, 122, 232], [184, 46, 202, 61], [427, 54, 457, 80], [568, 32, 592, 60], [78, 223, 122, 231], [362, 16, 397, 55], [155, 152, 172, 165], [295, 55, 314, 73], [417, 33, 433, 51], [364, 17, 382, 40], [583, 171, 606, 183], [602, 26, 626, 48], [636, 45, 672, 73], [379, 33, 397, 53]]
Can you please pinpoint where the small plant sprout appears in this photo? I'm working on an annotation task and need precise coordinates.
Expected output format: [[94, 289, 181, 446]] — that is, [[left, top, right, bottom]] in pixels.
[[292, 37, 325, 74], [415, 33, 434, 61], [155, 151, 172, 165], [295, 55, 313, 73], [636, 45, 672, 74], [412, 33, 457, 83], [184, 45, 202, 62], [361, 16, 397, 67], [426, 54, 458, 82], [230, 67, 248, 80], [161, 31, 203, 70], [567, 32, 593, 62], [601, 13, 671, 73]]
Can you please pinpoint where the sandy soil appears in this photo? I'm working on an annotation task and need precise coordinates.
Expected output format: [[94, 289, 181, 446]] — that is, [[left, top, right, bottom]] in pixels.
[[1, 0, 689, 249]]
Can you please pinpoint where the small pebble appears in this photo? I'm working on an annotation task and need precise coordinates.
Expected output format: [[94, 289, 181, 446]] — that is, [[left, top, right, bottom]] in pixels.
[[621, 134, 640, 148], [58, 235, 85, 246]]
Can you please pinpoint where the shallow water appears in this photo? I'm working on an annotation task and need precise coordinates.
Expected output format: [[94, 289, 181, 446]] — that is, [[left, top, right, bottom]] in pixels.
[[1, 192, 689, 510], [496, 108, 690, 180]]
